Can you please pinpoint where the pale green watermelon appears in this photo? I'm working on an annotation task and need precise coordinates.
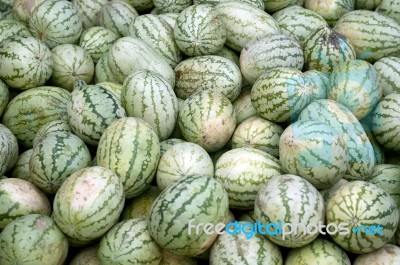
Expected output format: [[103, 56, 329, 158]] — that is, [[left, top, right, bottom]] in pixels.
[[94, 52, 120, 84], [0, 123, 18, 176], [374, 56, 400, 96], [32, 119, 71, 147], [95, 82, 123, 101], [0, 18, 31, 44], [319, 178, 349, 206], [232, 84, 257, 124], [71, 0, 108, 29], [153, 0, 192, 13], [10, 149, 33, 181], [303, 70, 329, 101], [305, 0, 354, 26], [264, 0, 298, 13], [376, 0, 400, 24], [367, 164, 400, 208], [212, 46, 240, 66], [158, 12, 179, 28], [13, 0, 46, 24], [159, 138, 186, 156], [79, 26, 119, 62], [194, 0, 265, 9]]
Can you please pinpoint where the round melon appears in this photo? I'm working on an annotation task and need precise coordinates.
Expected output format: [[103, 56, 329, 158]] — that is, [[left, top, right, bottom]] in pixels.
[[0, 18, 31, 44], [95, 82, 123, 101], [159, 138, 186, 156], [367, 164, 400, 208], [153, 0, 192, 13], [71, 0, 108, 29], [12, 0, 46, 24], [94, 52, 120, 84], [0, 123, 18, 176], [33, 120, 71, 147], [232, 84, 257, 124], [303, 70, 329, 101], [79, 26, 119, 62], [374, 56, 400, 96], [305, 0, 354, 26], [10, 149, 33, 181]]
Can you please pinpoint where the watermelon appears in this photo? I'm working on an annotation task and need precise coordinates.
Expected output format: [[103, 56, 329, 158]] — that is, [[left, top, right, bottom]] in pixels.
[[214, 1, 280, 51], [0, 18, 31, 45], [12, 0, 45, 25], [272, 6, 328, 44], [97, 0, 139, 37], [107, 36, 175, 86], [29, 132, 92, 194], [148, 175, 229, 256], [67, 80, 126, 146], [79, 26, 119, 62], [210, 221, 283, 265], [32, 119, 71, 147], [194, 0, 265, 9], [158, 12, 179, 28], [215, 147, 283, 209], [96, 117, 160, 198], [178, 90, 236, 152], [334, 10, 400, 62], [98, 218, 162, 265], [376, 0, 400, 24], [50, 44, 94, 92], [285, 238, 351, 265], [174, 55, 242, 101], [10, 149, 33, 181], [305, 0, 354, 26], [328, 59, 381, 120], [264, 0, 298, 12], [53, 166, 125, 246], [353, 244, 400, 264], [70, 245, 100, 265], [160, 250, 197, 265], [280, 120, 347, 189], [251, 67, 314, 123], [326, 181, 399, 254], [0, 214, 68, 265], [372, 93, 400, 152], [121, 186, 161, 220], [319, 178, 349, 206], [254, 174, 325, 248], [94, 52, 120, 84], [29, 0, 83, 49], [212, 46, 240, 66], [95, 82, 123, 101], [0, 124, 18, 177], [360, 114, 386, 164], [0, 178, 51, 228], [153, 0, 192, 13], [159, 138, 186, 156], [374, 56, 400, 96], [125, 0, 153, 12], [303, 70, 329, 101], [303, 25, 356, 73], [231, 116, 283, 157], [122, 69, 178, 140], [367, 164, 400, 209], [0, 36, 52, 90], [156, 142, 214, 190], [174, 4, 226, 57], [355, 0, 381, 9], [71, 0, 108, 29], [232, 83, 257, 124], [0, 79, 9, 118], [298, 99, 376, 180]]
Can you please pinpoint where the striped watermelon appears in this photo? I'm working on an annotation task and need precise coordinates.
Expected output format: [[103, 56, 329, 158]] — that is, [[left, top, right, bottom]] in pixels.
[[305, 0, 354, 26], [160, 250, 197, 265], [159, 138, 186, 156], [254, 174, 325, 248], [178, 90, 236, 152], [121, 186, 161, 220], [156, 142, 214, 190], [0, 79, 8, 118], [264, 0, 298, 12], [122, 70, 178, 140], [210, 221, 283, 265], [107, 36, 175, 86], [148, 175, 229, 256], [174, 4, 226, 57], [153, 0, 192, 13], [326, 181, 399, 254], [2, 86, 70, 148], [303, 25, 356, 73], [240, 33, 304, 85], [96, 117, 160, 198], [33, 120, 71, 147], [367, 164, 400, 208], [96, 82, 123, 101], [355, 0, 381, 9], [232, 83, 257, 124], [94, 52, 120, 84], [280, 120, 347, 189], [376, 0, 400, 24], [319, 178, 349, 206], [0, 178, 51, 229], [0, 36, 52, 90], [10, 149, 33, 181], [334, 10, 400, 62], [53, 166, 125, 246], [272, 6, 328, 44], [0, 18, 31, 44], [72, 0, 108, 29], [174, 55, 242, 101], [98, 218, 162, 265], [298, 99, 376, 180], [231, 116, 283, 157], [129, 14, 182, 68], [212, 46, 240, 66], [0, 214, 69, 265], [328, 59, 381, 120], [360, 114, 386, 164], [303, 70, 329, 101], [372, 93, 400, 152], [97, 0, 139, 37], [214, 1, 280, 52], [70, 245, 100, 265], [79, 26, 119, 62], [29, 132, 92, 194], [215, 147, 283, 209], [67, 81, 126, 146], [158, 12, 179, 28], [12, 0, 45, 24], [194, 0, 265, 9], [29, 0, 83, 49], [50, 44, 94, 92], [374, 56, 400, 96], [285, 238, 351, 265], [251, 67, 314, 123], [125, 0, 153, 12], [353, 244, 400, 264]]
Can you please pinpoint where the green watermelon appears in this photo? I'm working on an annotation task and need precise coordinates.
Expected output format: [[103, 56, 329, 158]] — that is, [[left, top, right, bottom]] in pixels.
[[367, 164, 400, 208], [264, 0, 298, 13], [153, 0, 192, 13], [69, 245, 100, 265], [53, 166, 125, 246], [32, 119, 71, 147], [326, 181, 399, 254], [194, 0, 265, 9], [79, 26, 119, 62], [0, 178, 51, 228], [95, 82, 123, 101], [374, 56, 400, 96], [0, 214, 68, 265], [303, 70, 329, 101], [376, 0, 400, 24], [96, 117, 160, 198], [159, 138, 186, 156], [305, 0, 354, 26], [232, 83, 257, 124], [29, 0, 83, 49], [94, 52, 120, 84], [121, 186, 161, 220], [0, 124, 17, 177], [158, 12, 179, 28], [71, 0, 108, 29], [0, 18, 31, 44], [212, 46, 240, 66], [10, 149, 33, 181], [353, 244, 400, 264]]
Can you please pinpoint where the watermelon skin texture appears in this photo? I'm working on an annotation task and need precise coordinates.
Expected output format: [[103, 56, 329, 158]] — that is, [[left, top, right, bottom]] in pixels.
[[0, 123, 18, 176], [32, 119, 71, 147], [305, 0, 355, 26], [96, 117, 160, 199], [10, 149, 33, 181], [148, 175, 229, 257], [0, 18, 31, 45], [374, 56, 400, 96], [98, 218, 162, 265], [53, 166, 125, 246], [71, 0, 108, 29], [2, 86, 70, 148], [94, 52, 120, 84], [154, 0, 192, 13], [0, 214, 69, 265], [326, 181, 399, 254], [298, 99, 375, 181]]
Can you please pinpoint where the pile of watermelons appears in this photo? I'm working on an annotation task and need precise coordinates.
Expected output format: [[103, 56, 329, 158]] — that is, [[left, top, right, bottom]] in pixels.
[[1, 0, 400, 264]]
